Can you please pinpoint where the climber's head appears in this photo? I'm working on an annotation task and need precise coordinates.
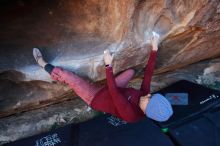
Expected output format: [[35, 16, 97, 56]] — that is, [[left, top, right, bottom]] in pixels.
[[139, 93, 173, 122]]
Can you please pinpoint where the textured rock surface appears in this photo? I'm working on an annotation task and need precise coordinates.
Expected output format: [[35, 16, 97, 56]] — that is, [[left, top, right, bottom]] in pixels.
[[0, 98, 99, 145], [0, 0, 220, 139], [1, 0, 220, 80]]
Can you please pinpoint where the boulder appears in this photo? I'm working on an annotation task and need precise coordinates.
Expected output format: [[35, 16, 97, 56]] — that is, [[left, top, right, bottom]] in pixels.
[[0, 0, 220, 117]]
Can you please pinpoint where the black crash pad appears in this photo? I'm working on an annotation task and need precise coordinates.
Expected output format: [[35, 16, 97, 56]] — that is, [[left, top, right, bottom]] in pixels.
[[5, 115, 174, 146], [169, 107, 220, 146], [154, 80, 220, 146], [156, 80, 220, 129]]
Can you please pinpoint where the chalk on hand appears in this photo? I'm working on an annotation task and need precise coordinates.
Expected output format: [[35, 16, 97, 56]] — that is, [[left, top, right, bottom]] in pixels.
[[152, 31, 160, 39], [104, 50, 109, 54]]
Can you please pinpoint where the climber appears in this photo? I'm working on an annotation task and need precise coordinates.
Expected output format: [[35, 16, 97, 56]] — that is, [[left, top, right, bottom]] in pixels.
[[33, 32, 173, 123]]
